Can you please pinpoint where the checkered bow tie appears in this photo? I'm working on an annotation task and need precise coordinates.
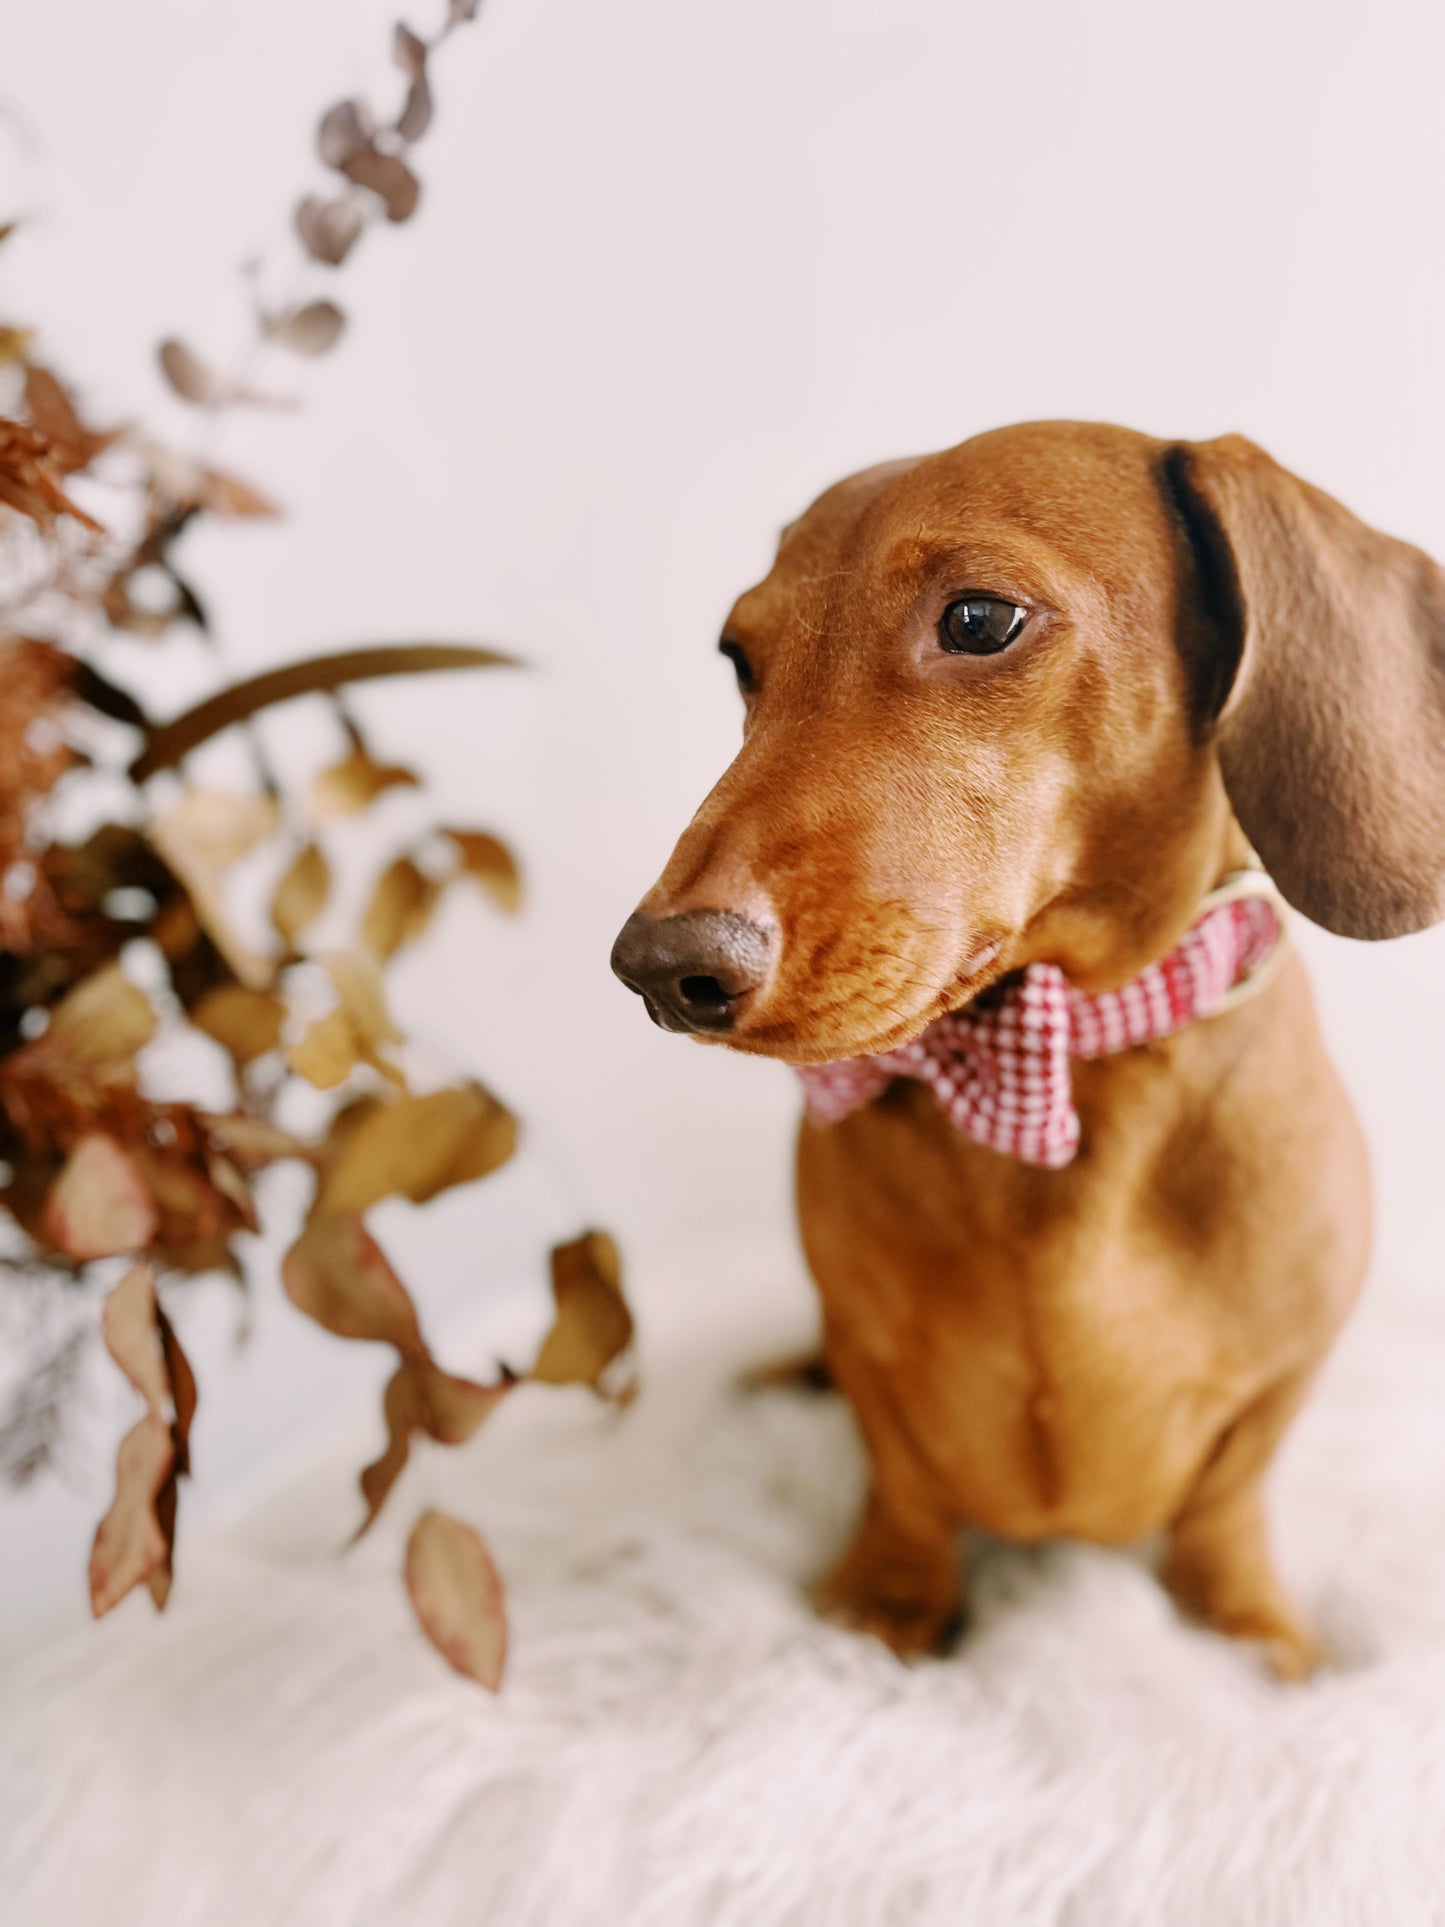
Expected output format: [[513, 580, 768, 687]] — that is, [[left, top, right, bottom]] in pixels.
[[795, 875, 1285, 1169]]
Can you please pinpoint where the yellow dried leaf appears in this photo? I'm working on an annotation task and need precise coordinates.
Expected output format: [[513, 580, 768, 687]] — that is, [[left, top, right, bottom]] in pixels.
[[44, 1134, 159, 1262], [191, 984, 286, 1066], [444, 829, 521, 914], [287, 1007, 361, 1089], [327, 950, 402, 1049], [22, 963, 157, 1084], [271, 842, 331, 947], [148, 789, 281, 990], [405, 1510, 507, 1689], [310, 746, 418, 817], [318, 1083, 515, 1215], [531, 1230, 633, 1392], [362, 855, 442, 960]]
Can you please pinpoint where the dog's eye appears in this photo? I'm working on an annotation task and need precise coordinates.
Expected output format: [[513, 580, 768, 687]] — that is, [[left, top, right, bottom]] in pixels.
[[719, 638, 756, 693], [939, 597, 1026, 655]]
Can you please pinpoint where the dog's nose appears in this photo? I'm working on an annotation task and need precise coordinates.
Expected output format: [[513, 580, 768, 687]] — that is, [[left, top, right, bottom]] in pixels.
[[610, 909, 774, 1035]]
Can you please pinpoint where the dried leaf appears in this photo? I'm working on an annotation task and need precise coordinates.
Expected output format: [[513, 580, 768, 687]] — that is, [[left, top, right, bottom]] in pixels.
[[328, 950, 403, 1048], [396, 75, 433, 143], [202, 1112, 311, 1171], [310, 745, 418, 817], [287, 950, 402, 1088], [101, 1263, 168, 1417], [130, 644, 519, 782], [287, 1008, 361, 1089], [44, 1134, 159, 1261], [17, 963, 157, 1083], [200, 468, 281, 517], [156, 1303, 198, 1474], [267, 300, 347, 357], [89, 1414, 174, 1617], [341, 148, 421, 223], [362, 855, 441, 960], [318, 99, 373, 169], [405, 1510, 507, 1689], [191, 984, 286, 1067], [148, 789, 281, 989], [532, 1230, 633, 1391], [271, 842, 331, 946], [319, 1083, 515, 1215], [24, 366, 119, 471], [444, 829, 521, 913], [295, 194, 366, 267], [281, 1212, 426, 1356], [0, 420, 104, 529], [158, 339, 224, 406], [357, 1359, 511, 1533], [394, 23, 428, 76], [450, 0, 482, 19]]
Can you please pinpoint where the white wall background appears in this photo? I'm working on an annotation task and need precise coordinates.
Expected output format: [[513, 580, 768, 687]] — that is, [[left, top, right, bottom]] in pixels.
[[4, 0, 1445, 1622]]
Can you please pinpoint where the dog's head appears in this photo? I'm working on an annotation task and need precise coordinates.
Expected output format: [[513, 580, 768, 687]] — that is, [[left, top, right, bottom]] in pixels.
[[612, 421, 1445, 1065]]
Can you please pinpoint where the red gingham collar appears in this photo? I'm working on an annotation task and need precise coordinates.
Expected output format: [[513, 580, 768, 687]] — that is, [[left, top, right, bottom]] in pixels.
[[795, 870, 1287, 1169]]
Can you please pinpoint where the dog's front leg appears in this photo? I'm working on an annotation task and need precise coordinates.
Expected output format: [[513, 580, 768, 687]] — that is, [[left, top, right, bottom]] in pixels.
[[810, 1394, 965, 1659], [1161, 1369, 1327, 1681]]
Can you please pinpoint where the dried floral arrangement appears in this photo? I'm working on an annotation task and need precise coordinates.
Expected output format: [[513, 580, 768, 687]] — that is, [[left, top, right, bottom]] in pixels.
[[0, 0, 633, 1688]]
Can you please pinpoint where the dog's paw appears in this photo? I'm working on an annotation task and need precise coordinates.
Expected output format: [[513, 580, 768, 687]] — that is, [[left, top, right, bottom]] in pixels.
[[810, 1569, 966, 1660]]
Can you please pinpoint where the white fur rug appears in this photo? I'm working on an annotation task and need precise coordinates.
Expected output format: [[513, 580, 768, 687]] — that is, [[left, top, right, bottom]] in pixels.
[[5, 1242, 1445, 1927]]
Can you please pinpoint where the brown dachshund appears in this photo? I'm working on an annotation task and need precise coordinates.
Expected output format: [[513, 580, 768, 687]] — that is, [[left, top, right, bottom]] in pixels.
[[612, 422, 1445, 1679]]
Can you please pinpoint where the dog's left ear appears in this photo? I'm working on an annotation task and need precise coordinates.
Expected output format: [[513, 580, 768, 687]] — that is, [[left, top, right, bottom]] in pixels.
[[1163, 434, 1445, 939]]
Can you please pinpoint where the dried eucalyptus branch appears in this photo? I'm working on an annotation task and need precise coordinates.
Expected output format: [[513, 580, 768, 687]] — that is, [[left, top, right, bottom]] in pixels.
[[0, 0, 632, 1688]]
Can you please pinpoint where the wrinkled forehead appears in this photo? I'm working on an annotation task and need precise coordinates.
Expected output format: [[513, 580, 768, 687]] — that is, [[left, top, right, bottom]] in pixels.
[[729, 424, 1172, 637]]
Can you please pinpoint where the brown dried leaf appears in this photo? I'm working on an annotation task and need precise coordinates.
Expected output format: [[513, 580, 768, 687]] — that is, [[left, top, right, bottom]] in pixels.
[[318, 99, 373, 169], [89, 1414, 175, 1617], [362, 855, 442, 960], [191, 984, 286, 1067], [405, 1510, 507, 1689], [394, 23, 428, 76], [318, 1083, 515, 1215], [0, 324, 30, 363], [396, 75, 433, 143], [267, 300, 347, 357], [156, 1304, 197, 1474], [295, 194, 366, 267], [281, 1212, 426, 1356], [444, 829, 522, 914], [101, 1263, 168, 1417], [200, 468, 281, 517], [0, 420, 103, 529], [310, 746, 419, 817], [158, 339, 224, 406], [44, 1134, 159, 1261], [532, 1230, 633, 1391], [130, 644, 519, 782], [271, 842, 331, 947], [357, 1360, 512, 1533], [24, 366, 119, 472], [341, 148, 421, 223]]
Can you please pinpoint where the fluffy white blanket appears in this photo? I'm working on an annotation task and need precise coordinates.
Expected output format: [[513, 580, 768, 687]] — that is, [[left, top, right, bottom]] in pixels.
[[4, 1243, 1445, 1927]]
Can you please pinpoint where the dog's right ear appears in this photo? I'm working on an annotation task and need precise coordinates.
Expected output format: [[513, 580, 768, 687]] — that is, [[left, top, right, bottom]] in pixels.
[[1162, 434, 1445, 940]]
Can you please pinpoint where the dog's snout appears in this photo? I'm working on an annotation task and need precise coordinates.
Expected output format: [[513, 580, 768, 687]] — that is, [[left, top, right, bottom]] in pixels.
[[610, 909, 774, 1035]]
